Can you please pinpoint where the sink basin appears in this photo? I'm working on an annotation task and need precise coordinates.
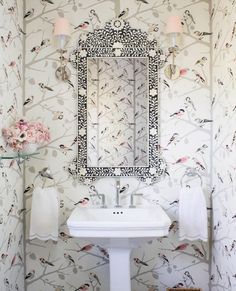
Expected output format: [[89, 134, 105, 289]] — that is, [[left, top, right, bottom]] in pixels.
[[67, 206, 171, 239], [67, 206, 171, 291]]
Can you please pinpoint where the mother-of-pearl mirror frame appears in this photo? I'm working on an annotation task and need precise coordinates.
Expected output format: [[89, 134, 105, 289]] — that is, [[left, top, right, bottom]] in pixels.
[[69, 19, 167, 184]]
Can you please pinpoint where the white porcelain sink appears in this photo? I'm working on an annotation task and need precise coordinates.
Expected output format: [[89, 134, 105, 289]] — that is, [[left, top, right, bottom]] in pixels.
[[67, 206, 171, 291], [67, 206, 171, 240]]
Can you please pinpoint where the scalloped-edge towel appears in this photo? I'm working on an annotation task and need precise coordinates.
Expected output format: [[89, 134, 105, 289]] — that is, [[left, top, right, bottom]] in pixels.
[[29, 187, 59, 241], [179, 186, 208, 242]]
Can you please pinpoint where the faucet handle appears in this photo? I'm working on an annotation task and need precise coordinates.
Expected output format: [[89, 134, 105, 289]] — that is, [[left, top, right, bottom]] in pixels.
[[129, 193, 143, 208], [90, 193, 106, 208]]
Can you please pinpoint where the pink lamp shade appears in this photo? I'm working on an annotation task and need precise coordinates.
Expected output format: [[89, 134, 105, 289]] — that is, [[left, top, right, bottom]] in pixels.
[[166, 16, 183, 34], [54, 17, 70, 50], [54, 17, 70, 36]]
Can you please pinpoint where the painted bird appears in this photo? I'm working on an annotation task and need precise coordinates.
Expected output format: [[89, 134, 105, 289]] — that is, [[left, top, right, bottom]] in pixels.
[[185, 96, 196, 111], [59, 144, 73, 154], [75, 283, 90, 291], [64, 253, 75, 264], [133, 257, 148, 267], [89, 272, 101, 286], [24, 9, 34, 19], [184, 271, 195, 285], [195, 118, 213, 127], [17, 24, 26, 35], [119, 184, 129, 194], [170, 109, 185, 117], [192, 69, 206, 83], [195, 56, 207, 66], [24, 184, 34, 194], [41, 0, 54, 4], [74, 197, 89, 206], [1, 254, 8, 264], [39, 257, 54, 266], [25, 270, 35, 280], [183, 9, 195, 25], [89, 9, 101, 23], [39, 82, 53, 91], [118, 8, 129, 19], [40, 38, 50, 48], [191, 244, 204, 257], [136, 0, 149, 3], [158, 253, 169, 265], [30, 45, 41, 54], [74, 21, 89, 30], [194, 30, 212, 40], [37, 167, 53, 180], [59, 232, 72, 242], [172, 243, 189, 251], [169, 220, 178, 233], [23, 96, 34, 106], [174, 156, 190, 164], [78, 244, 94, 252]]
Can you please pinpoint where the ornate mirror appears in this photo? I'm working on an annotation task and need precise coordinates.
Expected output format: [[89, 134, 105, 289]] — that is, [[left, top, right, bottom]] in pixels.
[[70, 19, 166, 184]]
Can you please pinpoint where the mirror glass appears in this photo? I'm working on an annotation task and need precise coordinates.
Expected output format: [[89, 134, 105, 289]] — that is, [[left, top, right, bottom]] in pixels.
[[87, 57, 148, 167], [68, 19, 166, 184]]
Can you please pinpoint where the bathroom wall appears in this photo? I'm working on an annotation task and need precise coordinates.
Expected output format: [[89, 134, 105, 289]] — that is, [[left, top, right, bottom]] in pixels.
[[212, 0, 236, 290], [0, 0, 25, 289], [24, 1, 211, 290]]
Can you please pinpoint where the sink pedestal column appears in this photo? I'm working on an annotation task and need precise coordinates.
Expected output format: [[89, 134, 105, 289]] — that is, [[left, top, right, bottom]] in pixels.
[[107, 247, 131, 291]]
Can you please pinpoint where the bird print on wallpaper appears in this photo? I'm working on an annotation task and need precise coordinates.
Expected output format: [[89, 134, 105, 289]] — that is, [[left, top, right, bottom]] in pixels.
[[78, 244, 94, 253], [39, 257, 55, 266], [75, 283, 90, 291], [172, 243, 189, 251], [24, 9, 34, 19], [40, 0, 54, 5], [64, 253, 75, 264], [118, 8, 129, 19], [183, 9, 195, 26], [89, 272, 101, 286], [74, 21, 89, 30], [194, 30, 212, 40], [133, 257, 149, 267]]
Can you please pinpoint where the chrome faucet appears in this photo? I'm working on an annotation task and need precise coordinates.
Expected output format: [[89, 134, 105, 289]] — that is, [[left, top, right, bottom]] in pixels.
[[90, 193, 106, 208], [115, 180, 122, 208]]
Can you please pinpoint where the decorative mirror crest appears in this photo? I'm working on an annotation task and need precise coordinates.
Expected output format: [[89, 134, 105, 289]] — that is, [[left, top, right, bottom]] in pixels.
[[68, 19, 167, 184]]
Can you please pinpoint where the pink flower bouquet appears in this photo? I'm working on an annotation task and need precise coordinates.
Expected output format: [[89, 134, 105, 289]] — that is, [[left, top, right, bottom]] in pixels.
[[2, 118, 50, 152]]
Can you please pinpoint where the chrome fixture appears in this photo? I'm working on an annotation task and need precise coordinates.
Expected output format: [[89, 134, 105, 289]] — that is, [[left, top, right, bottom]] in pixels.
[[115, 180, 122, 208], [164, 15, 183, 80], [53, 17, 71, 81], [90, 193, 106, 208], [129, 193, 143, 208]]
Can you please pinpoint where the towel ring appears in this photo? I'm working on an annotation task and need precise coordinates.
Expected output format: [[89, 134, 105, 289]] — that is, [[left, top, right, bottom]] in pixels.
[[180, 167, 202, 187], [33, 167, 56, 188]]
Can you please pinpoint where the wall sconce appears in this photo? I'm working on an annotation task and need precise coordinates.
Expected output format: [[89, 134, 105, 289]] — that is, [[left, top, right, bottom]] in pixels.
[[164, 15, 183, 80], [54, 17, 71, 81]]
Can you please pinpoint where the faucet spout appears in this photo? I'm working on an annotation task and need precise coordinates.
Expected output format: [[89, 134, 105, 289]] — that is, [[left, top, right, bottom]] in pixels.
[[115, 180, 122, 208]]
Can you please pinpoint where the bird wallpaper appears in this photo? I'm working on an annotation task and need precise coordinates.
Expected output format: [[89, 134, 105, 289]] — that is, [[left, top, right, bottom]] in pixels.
[[24, 0, 211, 290], [2, 0, 236, 290], [0, 0, 25, 290], [211, 0, 236, 290]]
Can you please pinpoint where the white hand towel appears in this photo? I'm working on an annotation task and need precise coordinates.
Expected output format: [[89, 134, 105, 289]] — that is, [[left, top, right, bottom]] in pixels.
[[29, 187, 59, 241], [178, 186, 208, 241]]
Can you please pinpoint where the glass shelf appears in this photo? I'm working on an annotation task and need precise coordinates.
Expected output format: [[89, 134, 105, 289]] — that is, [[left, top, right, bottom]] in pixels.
[[0, 152, 39, 160]]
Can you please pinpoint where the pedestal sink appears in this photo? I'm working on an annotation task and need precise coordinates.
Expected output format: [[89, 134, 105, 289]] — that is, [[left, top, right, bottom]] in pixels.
[[67, 206, 171, 291]]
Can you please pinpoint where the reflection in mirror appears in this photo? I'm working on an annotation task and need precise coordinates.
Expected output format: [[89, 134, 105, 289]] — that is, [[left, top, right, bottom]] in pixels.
[[87, 57, 148, 167]]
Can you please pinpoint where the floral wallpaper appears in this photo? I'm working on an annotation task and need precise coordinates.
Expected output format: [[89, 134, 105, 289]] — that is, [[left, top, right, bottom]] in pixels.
[[211, 0, 236, 290], [0, 0, 24, 290], [24, 1, 211, 291]]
